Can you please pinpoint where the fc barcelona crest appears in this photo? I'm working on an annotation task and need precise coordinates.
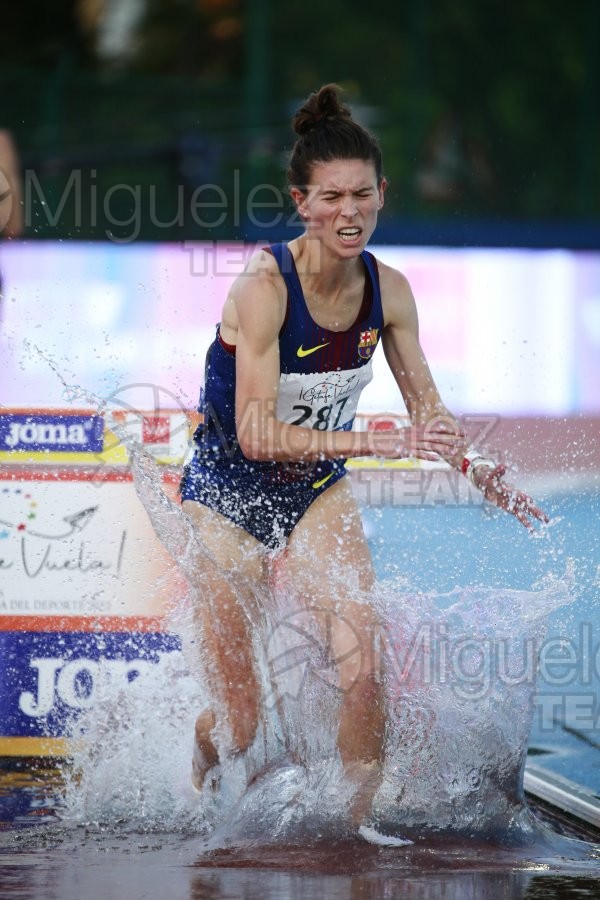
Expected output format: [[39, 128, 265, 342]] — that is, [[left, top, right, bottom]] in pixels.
[[358, 327, 379, 360]]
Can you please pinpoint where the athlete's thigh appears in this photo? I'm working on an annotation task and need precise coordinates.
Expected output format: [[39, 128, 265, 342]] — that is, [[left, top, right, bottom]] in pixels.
[[181, 498, 269, 634], [284, 477, 375, 597], [182, 501, 263, 738], [182, 499, 266, 583], [283, 478, 377, 681]]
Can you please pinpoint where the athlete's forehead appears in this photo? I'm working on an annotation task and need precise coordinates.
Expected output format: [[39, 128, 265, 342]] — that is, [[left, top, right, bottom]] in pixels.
[[307, 159, 378, 194]]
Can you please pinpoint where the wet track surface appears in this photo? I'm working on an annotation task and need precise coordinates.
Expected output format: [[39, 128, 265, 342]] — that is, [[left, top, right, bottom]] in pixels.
[[1, 760, 599, 900]]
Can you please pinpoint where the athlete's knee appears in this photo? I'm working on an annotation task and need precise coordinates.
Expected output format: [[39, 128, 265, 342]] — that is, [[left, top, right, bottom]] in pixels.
[[342, 668, 383, 702], [336, 608, 381, 684], [229, 703, 259, 753]]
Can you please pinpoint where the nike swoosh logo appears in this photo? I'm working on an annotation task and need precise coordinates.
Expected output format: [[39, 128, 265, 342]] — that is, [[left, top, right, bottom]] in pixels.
[[312, 473, 334, 490], [297, 342, 330, 358]]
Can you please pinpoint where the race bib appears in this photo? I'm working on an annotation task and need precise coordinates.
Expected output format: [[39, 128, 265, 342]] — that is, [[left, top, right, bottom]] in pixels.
[[276, 363, 373, 431]]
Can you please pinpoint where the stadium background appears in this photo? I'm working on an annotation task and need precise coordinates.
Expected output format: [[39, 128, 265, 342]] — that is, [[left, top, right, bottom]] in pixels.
[[1, 0, 600, 775], [2, 0, 599, 244]]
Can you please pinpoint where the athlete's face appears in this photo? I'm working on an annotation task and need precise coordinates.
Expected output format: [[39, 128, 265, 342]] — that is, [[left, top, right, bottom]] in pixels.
[[292, 159, 386, 257]]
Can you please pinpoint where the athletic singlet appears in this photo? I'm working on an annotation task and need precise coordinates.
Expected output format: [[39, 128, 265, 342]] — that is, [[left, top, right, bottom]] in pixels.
[[179, 241, 384, 547], [273, 242, 383, 433], [201, 243, 383, 453]]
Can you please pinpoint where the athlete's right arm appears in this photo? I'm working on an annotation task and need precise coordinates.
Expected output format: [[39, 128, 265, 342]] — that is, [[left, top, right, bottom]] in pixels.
[[233, 252, 462, 463]]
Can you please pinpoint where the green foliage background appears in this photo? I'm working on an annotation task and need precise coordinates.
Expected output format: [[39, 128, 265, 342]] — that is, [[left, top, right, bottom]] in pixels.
[[1, 0, 598, 240]]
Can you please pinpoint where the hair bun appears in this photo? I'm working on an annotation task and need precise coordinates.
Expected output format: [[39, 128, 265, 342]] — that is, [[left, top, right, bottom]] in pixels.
[[292, 83, 353, 136]]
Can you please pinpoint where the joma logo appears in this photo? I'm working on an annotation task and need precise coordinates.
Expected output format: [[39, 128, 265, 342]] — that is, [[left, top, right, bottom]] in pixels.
[[5, 422, 90, 448]]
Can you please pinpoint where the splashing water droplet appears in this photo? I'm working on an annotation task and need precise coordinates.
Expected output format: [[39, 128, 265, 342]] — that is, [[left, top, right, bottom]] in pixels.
[[56, 445, 582, 856]]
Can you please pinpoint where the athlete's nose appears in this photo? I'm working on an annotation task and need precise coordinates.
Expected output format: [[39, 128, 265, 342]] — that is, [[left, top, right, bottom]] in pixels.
[[340, 195, 358, 218]]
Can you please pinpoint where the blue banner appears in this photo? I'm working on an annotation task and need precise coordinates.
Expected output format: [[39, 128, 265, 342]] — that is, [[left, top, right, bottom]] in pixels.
[[0, 413, 104, 453], [0, 630, 181, 738]]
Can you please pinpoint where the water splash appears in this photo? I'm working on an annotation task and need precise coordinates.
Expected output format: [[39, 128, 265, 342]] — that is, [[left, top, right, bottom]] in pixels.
[[57, 443, 600, 870]]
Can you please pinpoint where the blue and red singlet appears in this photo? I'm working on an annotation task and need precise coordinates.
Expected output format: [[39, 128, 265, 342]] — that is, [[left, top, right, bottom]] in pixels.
[[180, 242, 384, 548]]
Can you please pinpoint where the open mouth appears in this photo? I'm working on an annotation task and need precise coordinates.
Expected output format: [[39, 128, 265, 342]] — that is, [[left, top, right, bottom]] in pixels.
[[337, 227, 362, 242]]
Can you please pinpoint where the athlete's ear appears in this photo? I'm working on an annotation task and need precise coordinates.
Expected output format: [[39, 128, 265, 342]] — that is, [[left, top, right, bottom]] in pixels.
[[290, 186, 308, 218], [377, 177, 388, 209]]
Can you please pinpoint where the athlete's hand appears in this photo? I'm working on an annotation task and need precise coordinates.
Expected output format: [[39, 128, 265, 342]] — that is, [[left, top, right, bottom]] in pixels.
[[472, 463, 549, 531], [370, 421, 465, 461]]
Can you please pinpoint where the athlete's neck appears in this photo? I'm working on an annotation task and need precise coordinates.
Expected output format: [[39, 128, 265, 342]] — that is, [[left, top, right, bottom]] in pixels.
[[291, 235, 363, 304]]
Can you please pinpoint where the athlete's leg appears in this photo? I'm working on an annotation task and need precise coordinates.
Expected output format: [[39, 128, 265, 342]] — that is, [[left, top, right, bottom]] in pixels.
[[282, 479, 385, 807], [182, 499, 268, 787]]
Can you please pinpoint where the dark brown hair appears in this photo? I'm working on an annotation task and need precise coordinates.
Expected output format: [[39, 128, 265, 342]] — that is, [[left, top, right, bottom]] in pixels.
[[287, 84, 384, 190]]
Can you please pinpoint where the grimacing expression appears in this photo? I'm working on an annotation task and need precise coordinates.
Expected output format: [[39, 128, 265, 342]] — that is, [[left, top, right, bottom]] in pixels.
[[292, 159, 386, 257]]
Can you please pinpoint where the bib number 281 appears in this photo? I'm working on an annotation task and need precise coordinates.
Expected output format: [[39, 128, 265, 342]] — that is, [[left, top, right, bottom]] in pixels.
[[291, 397, 349, 430]]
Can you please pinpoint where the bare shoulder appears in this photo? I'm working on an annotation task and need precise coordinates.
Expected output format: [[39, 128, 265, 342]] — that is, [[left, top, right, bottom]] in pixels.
[[221, 248, 287, 343], [372, 256, 418, 329], [243, 245, 282, 283]]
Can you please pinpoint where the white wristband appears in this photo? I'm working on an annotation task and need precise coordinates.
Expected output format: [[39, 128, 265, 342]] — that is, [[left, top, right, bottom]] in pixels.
[[461, 452, 497, 486]]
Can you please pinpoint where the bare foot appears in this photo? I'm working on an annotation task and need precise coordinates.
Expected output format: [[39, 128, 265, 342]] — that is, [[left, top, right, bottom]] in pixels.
[[192, 709, 220, 791]]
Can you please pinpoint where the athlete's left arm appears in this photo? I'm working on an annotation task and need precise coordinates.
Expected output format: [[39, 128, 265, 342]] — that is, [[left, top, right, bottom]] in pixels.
[[378, 262, 548, 530], [378, 262, 461, 442]]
